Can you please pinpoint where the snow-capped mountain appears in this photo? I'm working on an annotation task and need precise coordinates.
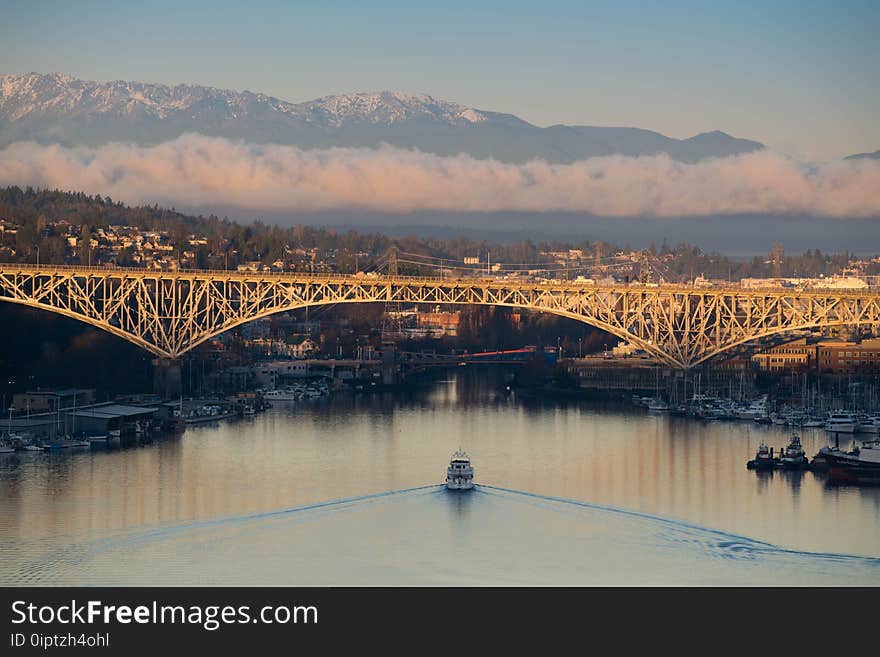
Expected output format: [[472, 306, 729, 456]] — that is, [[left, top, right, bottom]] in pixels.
[[297, 91, 492, 127], [0, 73, 764, 162]]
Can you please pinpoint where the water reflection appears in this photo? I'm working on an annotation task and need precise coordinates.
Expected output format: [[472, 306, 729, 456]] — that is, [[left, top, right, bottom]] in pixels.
[[1, 368, 879, 584]]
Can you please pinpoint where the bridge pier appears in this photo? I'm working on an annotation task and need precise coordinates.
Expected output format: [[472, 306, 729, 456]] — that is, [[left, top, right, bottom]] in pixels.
[[153, 358, 182, 400]]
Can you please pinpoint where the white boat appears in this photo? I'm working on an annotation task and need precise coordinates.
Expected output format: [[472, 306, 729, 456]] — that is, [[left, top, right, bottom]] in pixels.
[[446, 450, 474, 490], [647, 398, 670, 413], [264, 388, 302, 401], [770, 412, 789, 426], [856, 415, 880, 434], [826, 411, 857, 434], [736, 397, 769, 421], [0, 441, 14, 454]]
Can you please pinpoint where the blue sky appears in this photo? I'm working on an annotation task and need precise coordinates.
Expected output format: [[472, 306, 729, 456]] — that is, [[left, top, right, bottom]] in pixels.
[[2, 0, 878, 159]]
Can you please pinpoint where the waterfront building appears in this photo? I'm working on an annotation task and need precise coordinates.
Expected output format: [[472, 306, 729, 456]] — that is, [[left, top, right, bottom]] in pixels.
[[12, 388, 95, 413], [252, 360, 312, 388], [66, 403, 160, 434], [816, 337, 880, 373], [750, 338, 814, 372], [750, 336, 880, 374]]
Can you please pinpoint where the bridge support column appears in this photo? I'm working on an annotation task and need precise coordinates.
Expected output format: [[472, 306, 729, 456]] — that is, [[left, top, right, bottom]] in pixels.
[[153, 358, 182, 400]]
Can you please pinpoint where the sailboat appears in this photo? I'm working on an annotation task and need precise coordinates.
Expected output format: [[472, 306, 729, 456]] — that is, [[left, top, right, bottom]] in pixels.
[[647, 366, 669, 412]]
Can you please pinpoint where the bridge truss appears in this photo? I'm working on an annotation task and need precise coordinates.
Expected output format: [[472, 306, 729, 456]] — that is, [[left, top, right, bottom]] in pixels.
[[1, 264, 878, 368]]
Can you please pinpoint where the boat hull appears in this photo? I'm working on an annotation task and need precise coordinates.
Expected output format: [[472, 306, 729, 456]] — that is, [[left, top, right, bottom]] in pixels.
[[825, 424, 855, 433], [827, 465, 880, 485]]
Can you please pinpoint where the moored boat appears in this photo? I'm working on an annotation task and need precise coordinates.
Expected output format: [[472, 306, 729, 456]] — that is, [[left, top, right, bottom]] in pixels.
[[747, 441, 778, 470], [856, 415, 880, 435], [825, 439, 880, 484], [825, 411, 857, 434], [736, 397, 769, 422], [647, 398, 670, 413], [779, 433, 809, 469]]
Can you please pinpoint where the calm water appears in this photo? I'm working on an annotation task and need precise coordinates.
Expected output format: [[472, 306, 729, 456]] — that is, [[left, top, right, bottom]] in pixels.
[[1, 369, 879, 585]]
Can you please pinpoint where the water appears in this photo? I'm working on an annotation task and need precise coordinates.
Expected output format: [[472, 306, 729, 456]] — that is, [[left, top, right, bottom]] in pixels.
[[1, 369, 878, 585]]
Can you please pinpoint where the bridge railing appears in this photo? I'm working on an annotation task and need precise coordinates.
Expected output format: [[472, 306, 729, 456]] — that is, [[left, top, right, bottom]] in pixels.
[[0, 261, 876, 296]]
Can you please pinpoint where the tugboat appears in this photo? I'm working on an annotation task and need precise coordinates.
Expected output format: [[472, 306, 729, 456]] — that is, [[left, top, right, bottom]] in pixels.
[[446, 450, 474, 490], [779, 433, 809, 469], [747, 441, 778, 470]]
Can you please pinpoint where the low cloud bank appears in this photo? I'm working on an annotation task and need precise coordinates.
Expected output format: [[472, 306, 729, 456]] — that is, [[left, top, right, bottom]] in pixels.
[[0, 134, 878, 218]]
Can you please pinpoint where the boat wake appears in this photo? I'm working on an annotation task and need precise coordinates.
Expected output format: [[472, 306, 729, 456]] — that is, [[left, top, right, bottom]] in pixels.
[[5, 483, 879, 585], [476, 485, 880, 567]]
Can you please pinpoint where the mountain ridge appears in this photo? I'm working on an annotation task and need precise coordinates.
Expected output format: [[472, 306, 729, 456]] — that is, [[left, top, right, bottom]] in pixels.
[[0, 72, 765, 163]]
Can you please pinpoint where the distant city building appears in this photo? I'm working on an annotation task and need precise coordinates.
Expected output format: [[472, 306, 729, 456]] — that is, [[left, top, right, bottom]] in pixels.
[[289, 337, 319, 359], [416, 310, 460, 337], [751, 338, 814, 372], [751, 336, 880, 373], [812, 276, 869, 290], [816, 338, 880, 373]]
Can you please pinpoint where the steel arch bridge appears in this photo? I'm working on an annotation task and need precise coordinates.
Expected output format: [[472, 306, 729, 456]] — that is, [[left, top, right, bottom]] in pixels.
[[1, 264, 878, 369]]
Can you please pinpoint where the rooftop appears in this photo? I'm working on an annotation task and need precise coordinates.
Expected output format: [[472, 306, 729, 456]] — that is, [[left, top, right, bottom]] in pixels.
[[67, 404, 158, 419]]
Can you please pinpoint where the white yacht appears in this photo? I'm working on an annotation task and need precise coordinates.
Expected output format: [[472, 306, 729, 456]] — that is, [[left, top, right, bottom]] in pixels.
[[264, 388, 302, 401], [825, 411, 857, 434], [446, 450, 474, 490], [856, 415, 880, 435], [647, 398, 670, 413], [736, 397, 769, 421]]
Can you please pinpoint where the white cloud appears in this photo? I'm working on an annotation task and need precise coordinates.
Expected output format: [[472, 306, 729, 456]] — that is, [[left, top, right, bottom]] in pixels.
[[0, 134, 878, 218]]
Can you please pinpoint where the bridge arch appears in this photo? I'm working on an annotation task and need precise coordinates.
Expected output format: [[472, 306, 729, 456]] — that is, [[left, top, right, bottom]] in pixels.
[[0, 296, 173, 357], [1, 266, 878, 369], [177, 298, 680, 366]]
